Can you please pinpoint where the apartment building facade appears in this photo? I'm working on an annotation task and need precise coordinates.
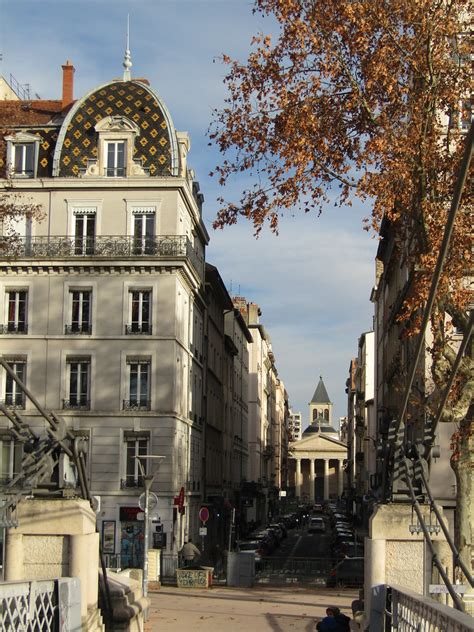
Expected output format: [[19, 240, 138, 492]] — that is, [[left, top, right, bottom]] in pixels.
[[0, 61, 209, 563]]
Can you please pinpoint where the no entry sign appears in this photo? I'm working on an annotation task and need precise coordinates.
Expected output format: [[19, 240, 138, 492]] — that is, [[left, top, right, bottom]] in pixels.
[[199, 506, 210, 523]]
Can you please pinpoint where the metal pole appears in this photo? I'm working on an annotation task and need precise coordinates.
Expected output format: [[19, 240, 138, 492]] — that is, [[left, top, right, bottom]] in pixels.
[[143, 476, 152, 600]]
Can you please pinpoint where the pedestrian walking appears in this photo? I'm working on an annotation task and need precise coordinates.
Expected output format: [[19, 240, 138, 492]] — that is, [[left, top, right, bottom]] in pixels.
[[180, 539, 201, 567]]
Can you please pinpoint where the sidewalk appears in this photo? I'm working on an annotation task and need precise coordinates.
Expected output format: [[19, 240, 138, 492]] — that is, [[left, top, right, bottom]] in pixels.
[[145, 585, 358, 631]]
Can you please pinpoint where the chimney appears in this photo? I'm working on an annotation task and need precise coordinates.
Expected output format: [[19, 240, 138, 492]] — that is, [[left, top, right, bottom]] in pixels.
[[61, 60, 75, 108]]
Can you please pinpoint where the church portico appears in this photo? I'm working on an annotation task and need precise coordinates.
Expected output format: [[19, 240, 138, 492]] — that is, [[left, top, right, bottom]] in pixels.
[[290, 454, 346, 502]]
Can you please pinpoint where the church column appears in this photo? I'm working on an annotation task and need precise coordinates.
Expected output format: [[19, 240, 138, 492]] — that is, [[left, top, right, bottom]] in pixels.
[[338, 459, 344, 498], [309, 459, 315, 503], [295, 458, 302, 499], [323, 459, 329, 501]]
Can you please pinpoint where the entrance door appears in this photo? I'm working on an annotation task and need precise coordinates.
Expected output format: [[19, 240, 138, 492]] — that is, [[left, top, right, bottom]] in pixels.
[[120, 521, 145, 569]]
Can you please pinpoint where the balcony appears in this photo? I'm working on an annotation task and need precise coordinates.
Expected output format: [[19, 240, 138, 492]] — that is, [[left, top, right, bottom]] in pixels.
[[125, 324, 152, 335], [123, 399, 151, 411], [0, 235, 204, 279], [63, 398, 90, 410], [65, 324, 92, 335], [0, 396, 26, 410], [0, 324, 28, 334], [121, 476, 145, 489]]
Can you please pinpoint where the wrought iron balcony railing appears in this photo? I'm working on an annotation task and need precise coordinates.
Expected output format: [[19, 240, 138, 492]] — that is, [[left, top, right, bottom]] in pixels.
[[125, 324, 152, 335], [123, 399, 151, 411], [120, 476, 145, 489], [0, 396, 26, 410], [64, 324, 92, 335], [62, 398, 90, 410], [0, 324, 28, 334], [0, 235, 204, 278]]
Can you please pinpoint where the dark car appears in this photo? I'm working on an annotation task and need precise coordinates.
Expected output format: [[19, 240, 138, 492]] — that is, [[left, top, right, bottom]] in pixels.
[[326, 557, 364, 587]]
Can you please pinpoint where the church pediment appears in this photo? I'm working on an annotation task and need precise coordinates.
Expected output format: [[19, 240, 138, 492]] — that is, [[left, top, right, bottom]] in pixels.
[[290, 432, 347, 455]]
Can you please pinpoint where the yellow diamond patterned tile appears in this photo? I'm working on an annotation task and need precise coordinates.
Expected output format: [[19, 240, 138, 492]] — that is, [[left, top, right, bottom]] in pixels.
[[42, 141, 50, 150], [73, 130, 82, 139], [40, 158, 48, 167]]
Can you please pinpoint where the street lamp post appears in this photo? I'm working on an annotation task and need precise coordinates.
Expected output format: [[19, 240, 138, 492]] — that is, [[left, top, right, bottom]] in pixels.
[[135, 455, 165, 602]]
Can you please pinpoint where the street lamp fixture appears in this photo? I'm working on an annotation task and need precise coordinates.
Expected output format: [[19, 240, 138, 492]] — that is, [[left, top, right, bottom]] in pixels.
[[135, 455, 165, 602]]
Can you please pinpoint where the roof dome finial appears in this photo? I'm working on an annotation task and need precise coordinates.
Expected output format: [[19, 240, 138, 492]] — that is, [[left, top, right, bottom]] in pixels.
[[123, 14, 132, 81]]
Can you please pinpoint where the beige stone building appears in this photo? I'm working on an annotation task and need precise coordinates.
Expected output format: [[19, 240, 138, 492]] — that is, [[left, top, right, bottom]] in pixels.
[[0, 60, 209, 566]]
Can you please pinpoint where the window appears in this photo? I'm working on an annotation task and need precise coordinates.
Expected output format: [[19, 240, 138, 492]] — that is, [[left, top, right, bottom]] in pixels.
[[13, 143, 35, 177], [122, 432, 149, 488], [106, 141, 126, 177], [64, 357, 90, 409], [3, 359, 26, 409], [74, 213, 96, 255], [66, 290, 92, 334], [126, 290, 151, 334], [124, 358, 150, 410], [0, 436, 22, 484], [133, 212, 155, 255], [3, 289, 28, 333]]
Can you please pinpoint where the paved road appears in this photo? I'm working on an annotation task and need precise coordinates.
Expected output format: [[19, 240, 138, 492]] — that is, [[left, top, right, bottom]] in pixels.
[[145, 585, 358, 631]]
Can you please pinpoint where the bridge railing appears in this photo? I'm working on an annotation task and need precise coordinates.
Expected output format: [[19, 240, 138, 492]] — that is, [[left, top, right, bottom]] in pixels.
[[369, 584, 474, 632], [0, 577, 81, 631]]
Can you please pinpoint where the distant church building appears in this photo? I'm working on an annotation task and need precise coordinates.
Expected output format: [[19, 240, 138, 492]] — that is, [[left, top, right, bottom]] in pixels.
[[289, 377, 346, 501]]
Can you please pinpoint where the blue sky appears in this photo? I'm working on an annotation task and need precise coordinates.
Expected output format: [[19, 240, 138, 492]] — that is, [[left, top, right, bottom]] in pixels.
[[0, 0, 377, 425]]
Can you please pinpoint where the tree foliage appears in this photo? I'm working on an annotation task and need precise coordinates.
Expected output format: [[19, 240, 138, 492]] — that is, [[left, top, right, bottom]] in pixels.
[[210, 0, 473, 423]]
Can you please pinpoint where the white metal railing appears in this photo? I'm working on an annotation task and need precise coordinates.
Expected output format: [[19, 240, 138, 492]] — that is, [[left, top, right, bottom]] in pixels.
[[0, 578, 81, 632], [370, 584, 474, 632]]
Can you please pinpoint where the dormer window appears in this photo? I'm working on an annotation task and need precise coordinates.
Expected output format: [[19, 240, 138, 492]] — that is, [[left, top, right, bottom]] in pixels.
[[82, 116, 146, 178], [5, 133, 41, 178]]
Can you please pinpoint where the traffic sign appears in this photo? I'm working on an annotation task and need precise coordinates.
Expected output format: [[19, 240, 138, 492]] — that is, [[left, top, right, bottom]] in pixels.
[[199, 527, 207, 536], [199, 506, 210, 523], [138, 492, 158, 511]]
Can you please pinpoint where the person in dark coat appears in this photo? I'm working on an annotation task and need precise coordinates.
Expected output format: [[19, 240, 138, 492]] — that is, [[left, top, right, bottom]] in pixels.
[[316, 608, 339, 631], [316, 607, 351, 631], [332, 606, 351, 631]]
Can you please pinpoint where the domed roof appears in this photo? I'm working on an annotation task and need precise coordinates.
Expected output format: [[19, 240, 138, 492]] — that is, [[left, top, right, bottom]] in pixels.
[[53, 79, 178, 177], [302, 421, 338, 435]]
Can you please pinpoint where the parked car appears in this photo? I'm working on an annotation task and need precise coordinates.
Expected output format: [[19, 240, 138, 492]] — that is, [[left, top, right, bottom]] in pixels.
[[326, 557, 364, 587], [308, 516, 326, 534], [267, 523, 285, 541], [269, 522, 288, 538]]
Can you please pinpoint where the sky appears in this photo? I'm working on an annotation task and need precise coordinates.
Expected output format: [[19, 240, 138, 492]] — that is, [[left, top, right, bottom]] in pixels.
[[0, 0, 377, 426]]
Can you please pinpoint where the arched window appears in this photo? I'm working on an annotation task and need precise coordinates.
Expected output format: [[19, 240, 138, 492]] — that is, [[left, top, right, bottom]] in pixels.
[[324, 409, 329, 421]]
